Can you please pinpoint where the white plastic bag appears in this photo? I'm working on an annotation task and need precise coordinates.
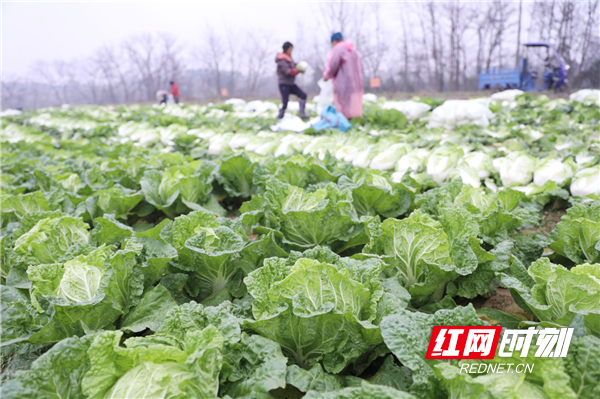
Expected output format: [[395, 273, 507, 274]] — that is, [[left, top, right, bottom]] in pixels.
[[317, 79, 334, 115], [270, 114, 313, 133], [287, 101, 300, 112]]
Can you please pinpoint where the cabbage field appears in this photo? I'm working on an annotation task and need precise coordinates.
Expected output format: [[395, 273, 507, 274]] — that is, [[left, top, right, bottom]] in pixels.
[[1, 90, 600, 399]]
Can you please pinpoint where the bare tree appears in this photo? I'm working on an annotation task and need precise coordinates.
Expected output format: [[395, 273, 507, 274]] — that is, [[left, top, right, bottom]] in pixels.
[[320, 2, 352, 36], [422, 2, 446, 91], [574, 0, 600, 87], [78, 59, 103, 104], [123, 33, 182, 101], [6, 2, 600, 110], [445, 1, 463, 91], [516, 0, 523, 65], [97, 45, 134, 103], [225, 29, 239, 97], [360, 3, 386, 88], [242, 31, 272, 96], [95, 47, 119, 103], [1, 76, 26, 109], [31, 60, 68, 105], [416, 6, 433, 90], [531, 0, 600, 88], [483, 1, 515, 70], [474, 6, 490, 75], [124, 34, 159, 100], [198, 27, 225, 98]]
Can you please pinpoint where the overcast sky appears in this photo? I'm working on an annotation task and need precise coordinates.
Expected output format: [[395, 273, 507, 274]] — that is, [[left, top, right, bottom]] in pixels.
[[2, 1, 323, 77], [3, 1, 536, 78]]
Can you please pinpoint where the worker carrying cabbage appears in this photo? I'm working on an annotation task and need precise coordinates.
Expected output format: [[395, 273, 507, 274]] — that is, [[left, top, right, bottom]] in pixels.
[[323, 32, 364, 119], [276, 41, 308, 120]]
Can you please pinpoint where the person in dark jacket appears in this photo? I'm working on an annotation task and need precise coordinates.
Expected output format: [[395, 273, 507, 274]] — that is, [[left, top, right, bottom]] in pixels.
[[156, 90, 169, 105], [276, 41, 308, 120]]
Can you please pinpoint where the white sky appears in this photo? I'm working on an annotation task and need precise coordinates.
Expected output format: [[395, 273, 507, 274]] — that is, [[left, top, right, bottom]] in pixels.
[[2, 1, 320, 77], [2, 1, 535, 78]]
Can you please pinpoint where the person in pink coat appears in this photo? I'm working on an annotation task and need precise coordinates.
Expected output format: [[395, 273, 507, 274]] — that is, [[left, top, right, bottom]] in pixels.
[[323, 32, 364, 119]]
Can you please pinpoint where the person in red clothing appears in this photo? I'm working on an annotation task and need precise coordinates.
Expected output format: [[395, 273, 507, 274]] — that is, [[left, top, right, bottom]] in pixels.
[[170, 81, 180, 104], [323, 32, 363, 119]]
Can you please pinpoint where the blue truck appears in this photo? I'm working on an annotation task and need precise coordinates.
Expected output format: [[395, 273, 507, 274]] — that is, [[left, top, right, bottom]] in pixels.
[[478, 42, 569, 93]]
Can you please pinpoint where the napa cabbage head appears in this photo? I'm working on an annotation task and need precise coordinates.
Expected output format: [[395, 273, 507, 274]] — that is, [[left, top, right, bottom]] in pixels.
[[26, 245, 107, 312], [141, 161, 216, 215], [575, 151, 597, 168], [162, 209, 287, 300], [244, 255, 384, 373], [275, 134, 311, 157], [364, 210, 451, 290], [96, 184, 144, 220], [25, 244, 145, 343], [55, 173, 82, 193], [461, 151, 494, 179], [257, 180, 366, 250], [334, 137, 371, 163], [335, 145, 360, 163], [228, 133, 254, 150], [1, 191, 51, 219], [548, 202, 600, 264], [502, 258, 600, 335], [245, 132, 279, 153], [302, 136, 339, 160], [380, 307, 489, 398], [35, 245, 112, 303], [534, 157, 577, 187], [391, 149, 429, 182], [426, 147, 464, 183], [498, 152, 536, 187], [396, 149, 429, 173], [182, 226, 246, 297], [353, 145, 378, 168], [14, 216, 89, 264], [370, 143, 412, 171], [82, 326, 224, 399], [570, 166, 600, 197], [449, 166, 481, 188], [254, 138, 281, 156], [369, 173, 393, 191], [338, 169, 413, 218], [208, 133, 233, 155]]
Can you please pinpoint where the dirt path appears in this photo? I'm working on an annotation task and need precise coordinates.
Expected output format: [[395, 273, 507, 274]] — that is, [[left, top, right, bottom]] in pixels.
[[477, 288, 526, 314]]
